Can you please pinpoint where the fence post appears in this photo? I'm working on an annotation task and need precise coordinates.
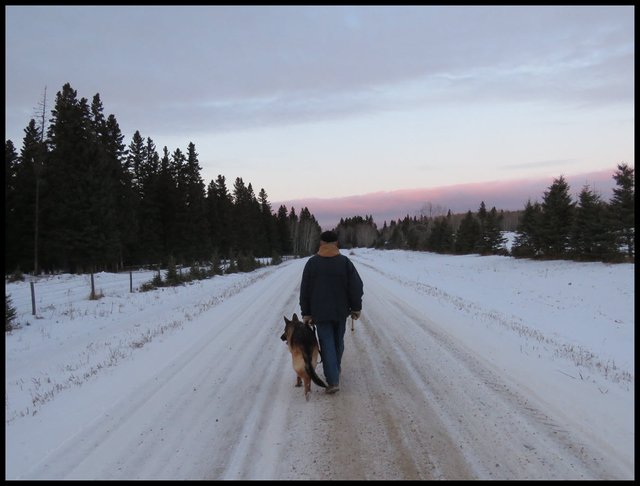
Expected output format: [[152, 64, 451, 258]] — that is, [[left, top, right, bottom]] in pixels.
[[130, 271, 133, 293], [30, 281, 36, 316], [90, 273, 96, 300]]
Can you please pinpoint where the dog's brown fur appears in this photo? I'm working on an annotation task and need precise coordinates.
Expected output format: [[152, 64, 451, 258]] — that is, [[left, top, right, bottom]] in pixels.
[[280, 313, 326, 400]]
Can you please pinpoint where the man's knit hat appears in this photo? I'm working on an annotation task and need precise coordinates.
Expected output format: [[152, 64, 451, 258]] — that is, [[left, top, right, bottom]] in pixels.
[[320, 230, 338, 243]]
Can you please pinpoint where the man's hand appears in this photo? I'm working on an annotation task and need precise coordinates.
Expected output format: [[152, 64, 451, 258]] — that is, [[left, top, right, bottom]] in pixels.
[[302, 315, 313, 325], [350, 311, 361, 320]]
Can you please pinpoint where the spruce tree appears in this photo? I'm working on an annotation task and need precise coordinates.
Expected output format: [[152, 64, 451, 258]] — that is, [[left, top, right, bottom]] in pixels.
[[246, 182, 267, 256], [454, 210, 480, 254], [609, 163, 634, 259], [209, 174, 233, 258], [42, 83, 97, 272], [136, 137, 163, 264], [570, 185, 615, 261], [157, 146, 179, 263], [276, 205, 292, 255], [512, 200, 543, 258], [182, 142, 210, 262], [88, 94, 125, 270], [5, 139, 21, 271], [258, 188, 279, 258], [427, 215, 453, 253], [483, 206, 506, 255], [127, 130, 146, 193], [10, 122, 44, 272], [474, 201, 490, 254], [539, 176, 574, 258], [170, 147, 189, 262], [231, 177, 254, 254]]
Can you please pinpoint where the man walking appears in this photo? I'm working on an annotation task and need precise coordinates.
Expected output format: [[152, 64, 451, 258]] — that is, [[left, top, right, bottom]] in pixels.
[[300, 230, 364, 394]]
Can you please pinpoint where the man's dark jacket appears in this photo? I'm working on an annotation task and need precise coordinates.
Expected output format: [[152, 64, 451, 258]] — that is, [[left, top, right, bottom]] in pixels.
[[300, 245, 363, 322]]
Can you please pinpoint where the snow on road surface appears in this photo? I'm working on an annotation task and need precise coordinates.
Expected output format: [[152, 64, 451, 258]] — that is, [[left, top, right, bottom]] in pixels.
[[5, 251, 633, 479]]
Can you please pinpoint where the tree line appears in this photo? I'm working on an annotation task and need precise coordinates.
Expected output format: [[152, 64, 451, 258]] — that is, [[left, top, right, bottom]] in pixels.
[[5, 83, 634, 273], [5, 83, 321, 275], [335, 164, 634, 263]]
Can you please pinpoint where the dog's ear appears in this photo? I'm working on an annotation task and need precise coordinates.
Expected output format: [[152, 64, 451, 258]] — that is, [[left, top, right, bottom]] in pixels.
[[284, 316, 290, 325], [292, 313, 299, 322]]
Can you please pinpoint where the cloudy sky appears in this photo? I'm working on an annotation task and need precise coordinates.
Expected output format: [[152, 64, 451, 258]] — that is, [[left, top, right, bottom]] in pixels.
[[5, 6, 634, 223]]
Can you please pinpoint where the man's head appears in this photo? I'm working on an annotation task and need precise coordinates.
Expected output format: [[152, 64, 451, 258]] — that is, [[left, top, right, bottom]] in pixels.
[[320, 230, 338, 244]]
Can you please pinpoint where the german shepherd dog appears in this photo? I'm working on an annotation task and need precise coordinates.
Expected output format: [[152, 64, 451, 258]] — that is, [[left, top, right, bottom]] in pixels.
[[280, 314, 327, 400]]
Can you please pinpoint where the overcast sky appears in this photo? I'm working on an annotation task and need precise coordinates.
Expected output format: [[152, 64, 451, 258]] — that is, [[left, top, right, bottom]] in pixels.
[[5, 5, 634, 206]]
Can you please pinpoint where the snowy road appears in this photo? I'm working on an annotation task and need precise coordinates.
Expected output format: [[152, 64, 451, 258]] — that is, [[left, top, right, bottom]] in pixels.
[[8, 255, 631, 480]]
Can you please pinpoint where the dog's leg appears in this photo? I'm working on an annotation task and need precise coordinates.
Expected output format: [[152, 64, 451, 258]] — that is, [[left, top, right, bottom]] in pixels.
[[295, 375, 302, 387], [304, 377, 311, 401]]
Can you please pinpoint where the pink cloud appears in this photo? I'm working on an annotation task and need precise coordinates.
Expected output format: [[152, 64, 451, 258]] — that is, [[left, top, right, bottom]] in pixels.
[[274, 168, 621, 230]]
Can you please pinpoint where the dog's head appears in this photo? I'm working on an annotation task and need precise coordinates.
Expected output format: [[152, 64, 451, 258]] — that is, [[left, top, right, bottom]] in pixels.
[[281, 313, 301, 342]]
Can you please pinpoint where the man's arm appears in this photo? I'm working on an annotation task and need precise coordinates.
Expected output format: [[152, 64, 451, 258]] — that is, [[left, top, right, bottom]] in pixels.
[[299, 260, 313, 317], [347, 260, 363, 314]]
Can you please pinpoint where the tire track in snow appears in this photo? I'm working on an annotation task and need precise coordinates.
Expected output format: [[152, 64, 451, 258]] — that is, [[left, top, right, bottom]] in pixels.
[[350, 259, 622, 479], [21, 261, 306, 479]]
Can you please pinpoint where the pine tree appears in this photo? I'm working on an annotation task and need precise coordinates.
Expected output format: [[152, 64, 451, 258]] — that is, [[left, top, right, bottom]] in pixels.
[[570, 185, 616, 261], [157, 146, 179, 263], [427, 214, 453, 253], [182, 142, 210, 262], [170, 147, 189, 262], [609, 163, 634, 259], [208, 174, 233, 258], [231, 177, 254, 254], [246, 182, 267, 257], [206, 179, 220, 258], [276, 205, 292, 255], [286, 207, 298, 254], [539, 176, 574, 258], [483, 206, 506, 255], [42, 83, 98, 272], [5, 139, 21, 271], [127, 130, 146, 193], [88, 94, 125, 270], [512, 200, 543, 258], [136, 137, 163, 264], [258, 188, 279, 258], [454, 210, 480, 254], [9, 122, 43, 272], [474, 201, 490, 254]]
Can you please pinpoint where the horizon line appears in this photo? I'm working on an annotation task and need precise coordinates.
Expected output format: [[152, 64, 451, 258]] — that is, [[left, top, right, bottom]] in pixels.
[[272, 167, 628, 229]]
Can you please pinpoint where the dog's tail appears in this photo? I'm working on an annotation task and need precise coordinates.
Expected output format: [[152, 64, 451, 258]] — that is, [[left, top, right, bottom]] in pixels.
[[304, 348, 327, 388]]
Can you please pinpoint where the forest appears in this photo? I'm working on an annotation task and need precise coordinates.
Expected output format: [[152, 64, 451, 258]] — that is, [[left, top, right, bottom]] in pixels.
[[5, 83, 322, 275], [5, 83, 635, 276]]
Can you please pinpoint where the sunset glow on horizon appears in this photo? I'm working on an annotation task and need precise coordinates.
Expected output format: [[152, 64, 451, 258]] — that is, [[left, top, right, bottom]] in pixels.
[[274, 168, 622, 230]]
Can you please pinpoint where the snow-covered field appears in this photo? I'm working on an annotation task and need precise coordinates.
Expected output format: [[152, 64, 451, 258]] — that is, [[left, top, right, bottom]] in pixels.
[[5, 248, 634, 479]]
